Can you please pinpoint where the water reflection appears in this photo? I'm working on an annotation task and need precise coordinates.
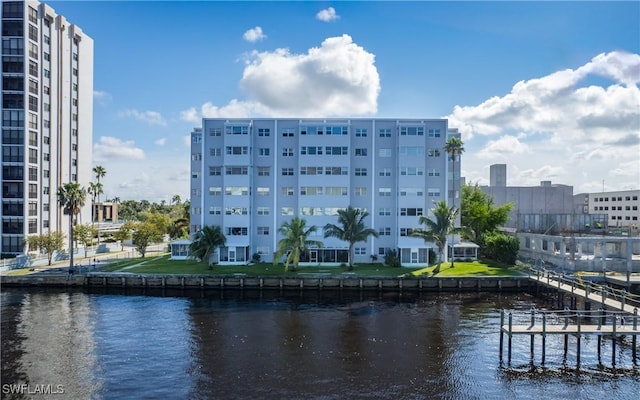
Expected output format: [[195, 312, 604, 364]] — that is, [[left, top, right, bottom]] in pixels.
[[1, 289, 639, 400]]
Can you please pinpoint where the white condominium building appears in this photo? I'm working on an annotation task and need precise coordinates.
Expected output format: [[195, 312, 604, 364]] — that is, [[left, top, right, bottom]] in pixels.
[[190, 118, 457, 266], [1, 1, 93, 255]]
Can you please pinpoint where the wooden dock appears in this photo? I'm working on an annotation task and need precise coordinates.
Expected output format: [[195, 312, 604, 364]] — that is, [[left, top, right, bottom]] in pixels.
[[529, 268, 640, 314], [500, 308, 639, 368]]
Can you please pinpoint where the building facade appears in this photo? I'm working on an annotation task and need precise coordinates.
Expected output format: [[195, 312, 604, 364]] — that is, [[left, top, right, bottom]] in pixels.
[[190, 118, 455, 266], [583, 190, 639, 230], [1, 1, 93, 255]]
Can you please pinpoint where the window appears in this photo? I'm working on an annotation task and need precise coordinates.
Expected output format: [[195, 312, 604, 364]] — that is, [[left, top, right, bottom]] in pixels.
[[301, 186, 323, 196], [428, 129, 441, 137], [326, 126, 348, 135], [325, 146, 348, 155], [209, 187, 222, 196], [300, 166, 323, 175], [428, 149, 441, 157], [258, 128, 270, 136], [226, 186, 249, 196], [192, 153, 202, 161], [378, 227, 391, 236], [225, 125, 249, 135], [379, 188, 392, 197], [427, 188, 441, 197], [401, 167, 424, 176], [72, 83, 78, 92], [378, 148, 392, 157], [72, 68, 78, 76], [355, 247, 367, 255], [379, 247, 391, 256], [379, 168, 392, 177], [355, 128, 367, 137], [208, 128, 222, 136], [282, 148, 294, 157], [400, 188, 423, 196], [325, 208, 341, 216], [281, 207, 294, 216], [257, 207, 270, 216], [326, 186, 347, 196], [300, 126, 323, 135], [226, 146, 249, 155], [355, 187, 367, 196], [400, 127, 424, 136], [400, 208, 423, 216], [256, 246, 270, 255], [257, 187, 270, 196], [28, 96, 38, 112], [301, 207, 323, 216], [210, 148, 221, 156], [226, 227, 248, 236], [355, 168, 367, 176], [281, 128, 294, 137], [379, 208, 391, 216], [257, 226, 270, 235], [209, 166, 221, 176], [326, 167, 348, 175], [301, 146, 323, 155], [400, 146, 423, 156], [427, 169, 440, 177], [257, 167, 270, 176], [400, 228, 415, 236], [28, 6, 37, 23], [282, 187, 294, 196], [192, 134, 202, 143], [259, 148, 270, 157], [281, 168, 294, 176], [226, 166, 248, 175], [226, 207, 248, 215], [28, 167, 37, 181], [379, 128, 392, 137], [355, 148, 368, 156], [209, 207, 221, 215]]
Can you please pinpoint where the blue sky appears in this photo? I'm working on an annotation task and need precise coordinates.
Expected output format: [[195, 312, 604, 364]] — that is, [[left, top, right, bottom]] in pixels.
[[48, 1, 640, 202]]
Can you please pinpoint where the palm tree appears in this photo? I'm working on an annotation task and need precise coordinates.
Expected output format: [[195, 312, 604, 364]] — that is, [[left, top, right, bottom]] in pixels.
[[57, 182, 87, 271], [323, 206, 379, 270], [444, 136, 465, 267], [275, 217, 323, 272], [88, 181, 103, 240], [92, 165, 106, 243], [189, 225, 226, 268], [411, 200, 462, 275]]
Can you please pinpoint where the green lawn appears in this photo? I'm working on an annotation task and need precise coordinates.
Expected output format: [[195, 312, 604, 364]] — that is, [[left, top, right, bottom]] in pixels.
[[93, 256, 523, 278], [403, 260, 526, 278]]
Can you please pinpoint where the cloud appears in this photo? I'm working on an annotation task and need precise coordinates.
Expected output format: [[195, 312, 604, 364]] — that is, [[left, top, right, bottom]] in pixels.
[[476, 135, 531, 159], [183, 135, 191, 148], [316, 7, 339, 22], [93, 90, 111, 105], [243, 26, 266, 42], [517, 165, 567, 186], [93, 136, 145, 162], [154, 138, 167, 146], [610, 160, 640, 177], [119, 109, 167, 126], [180, 34, 379, 120]]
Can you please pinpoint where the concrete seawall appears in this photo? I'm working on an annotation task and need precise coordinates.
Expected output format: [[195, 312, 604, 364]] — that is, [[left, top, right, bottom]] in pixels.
[[1, 273, 533, 292]]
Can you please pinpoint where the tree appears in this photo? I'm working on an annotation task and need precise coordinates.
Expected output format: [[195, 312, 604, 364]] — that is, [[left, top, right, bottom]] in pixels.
[[189, 225, 226, 268], [323, 206, 378, 270], [113, 222, 134, 251], [74, 224, 97, 249], [57, 183, 87, 270], [444, 136, 465, 267], [88, 181, 103, 228], [461, 184, 513, 251], [131, 221, 163, 258], [483, 232, 520, 265], [92, 165, 107, 243], [411, 200, 463, 274], [25, 232, 65, 265], [275, 217, 323, 272], [171, 194, 181, 205]]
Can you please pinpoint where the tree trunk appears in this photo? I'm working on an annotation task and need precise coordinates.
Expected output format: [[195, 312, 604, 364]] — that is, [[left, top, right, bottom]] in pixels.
[[69, 215, 75, 270], [433, 262, 442, 274], [348, 243, 355, 270]]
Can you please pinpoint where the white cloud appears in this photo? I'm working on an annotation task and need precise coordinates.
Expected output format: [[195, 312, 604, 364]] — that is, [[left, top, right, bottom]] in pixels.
[[316, 7, 339, 22], [119, 109, 167, 126], [448, 51, 640, 192], [93, 136, 145, 162], [93, 90, 111, 105], [516, 165, 567, 186], [243, 26, 267, 42], [180, 34, 379, 120], [477, 135, 530, 159], [180, 107, 200, 124], [154, 138, 167, 146], [183, 135, 191, 148]]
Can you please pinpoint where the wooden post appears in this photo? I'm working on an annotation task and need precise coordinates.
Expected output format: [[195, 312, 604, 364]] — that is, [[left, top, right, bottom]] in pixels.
[[499, 310, 504, 364], [508, 312, 513, 365], [541, 313, 546, 365], [563, 312, 569, 363], [577, 313, 581, 367], [530, 308, 535, 363], [612, 315, 617, 367], [633, 308, 638, 365], [597, 335, 602, 364]]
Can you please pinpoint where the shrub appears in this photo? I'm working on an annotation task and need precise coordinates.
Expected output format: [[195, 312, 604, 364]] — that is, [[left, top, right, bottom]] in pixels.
[[384, 249, 401, 268], [252, 252, 261, 263], [483, 232, 519, 265]]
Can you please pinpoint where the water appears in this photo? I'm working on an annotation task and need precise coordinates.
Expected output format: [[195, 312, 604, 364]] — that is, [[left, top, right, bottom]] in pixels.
[[1, 288, 638, 400]]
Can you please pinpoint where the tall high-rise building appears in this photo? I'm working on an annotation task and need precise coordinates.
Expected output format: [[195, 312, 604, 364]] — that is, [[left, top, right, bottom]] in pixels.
[[190, 118, 458, 266], [1, 1, 93, 255]]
